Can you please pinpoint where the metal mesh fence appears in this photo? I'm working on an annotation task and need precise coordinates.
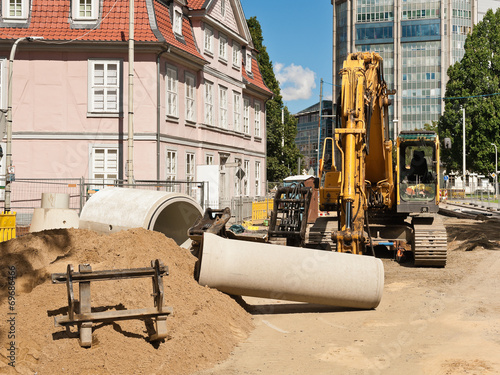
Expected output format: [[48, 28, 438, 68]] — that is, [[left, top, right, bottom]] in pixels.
[[3, 178, 208, 232], [2, 178, 285, 234], [7, 178, 83, 227]]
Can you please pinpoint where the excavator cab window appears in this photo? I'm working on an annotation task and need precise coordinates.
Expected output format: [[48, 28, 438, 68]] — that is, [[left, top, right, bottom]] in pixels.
[[399, 143, 437, 201]]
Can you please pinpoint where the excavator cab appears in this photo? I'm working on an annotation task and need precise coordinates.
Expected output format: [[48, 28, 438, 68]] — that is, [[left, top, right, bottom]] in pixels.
[[397, 131, 440, 214], [318, 137, 341, 212]]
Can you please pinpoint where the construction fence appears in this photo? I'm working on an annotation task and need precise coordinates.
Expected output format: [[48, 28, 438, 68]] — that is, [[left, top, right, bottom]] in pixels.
[[2, 178, 280, 234]]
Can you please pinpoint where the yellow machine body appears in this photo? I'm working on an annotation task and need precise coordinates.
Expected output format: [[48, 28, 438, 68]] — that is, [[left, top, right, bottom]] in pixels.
[[318, 52, 445, 266]]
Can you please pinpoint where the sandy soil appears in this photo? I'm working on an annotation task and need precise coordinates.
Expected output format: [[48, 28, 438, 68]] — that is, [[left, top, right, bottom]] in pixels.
[[0, 228, 253, 375], [195, 217, 500, 375]]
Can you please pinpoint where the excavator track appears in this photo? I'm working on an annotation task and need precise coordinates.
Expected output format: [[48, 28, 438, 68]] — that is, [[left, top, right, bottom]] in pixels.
[[413, 223, 448, 267], [305, 216, 338, 251]]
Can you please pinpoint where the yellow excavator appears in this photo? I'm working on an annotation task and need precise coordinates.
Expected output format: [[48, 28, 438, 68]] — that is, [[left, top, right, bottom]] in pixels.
[[315, 52, 446, 266], [185, 51, 445, 312]]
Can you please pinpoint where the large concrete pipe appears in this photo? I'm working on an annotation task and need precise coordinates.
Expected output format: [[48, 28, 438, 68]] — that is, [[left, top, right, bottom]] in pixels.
[[79, 187, 203, 245], [198, 233, 384, 309]]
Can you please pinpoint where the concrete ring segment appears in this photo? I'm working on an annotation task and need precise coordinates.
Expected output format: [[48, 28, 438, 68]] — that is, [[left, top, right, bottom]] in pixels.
[[79, 187, 203, 245]]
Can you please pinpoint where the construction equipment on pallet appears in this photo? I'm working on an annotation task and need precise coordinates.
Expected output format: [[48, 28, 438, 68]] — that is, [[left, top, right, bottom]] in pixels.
[[51, 259, 173, 347], [268, 184, 312, 246]]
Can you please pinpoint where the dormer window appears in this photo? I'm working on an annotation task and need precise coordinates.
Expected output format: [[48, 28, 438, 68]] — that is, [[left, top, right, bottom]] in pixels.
[[174, 9, 182, 35], [73, 0, 99, 21], [221, 0, 226, 17], [2, 0, 29, 20], [246, 52, 252, 73]]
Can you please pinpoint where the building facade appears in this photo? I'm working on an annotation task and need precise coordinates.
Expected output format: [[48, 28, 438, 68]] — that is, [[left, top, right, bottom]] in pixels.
[[332, 0, 478, 133], [0, 0, 272, 210], [294, 101, 333, 174], [478, 0, 500, 20]]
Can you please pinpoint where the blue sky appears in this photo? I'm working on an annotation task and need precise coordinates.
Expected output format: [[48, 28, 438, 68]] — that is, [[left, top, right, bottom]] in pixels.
[[240, 0, 334, 114]]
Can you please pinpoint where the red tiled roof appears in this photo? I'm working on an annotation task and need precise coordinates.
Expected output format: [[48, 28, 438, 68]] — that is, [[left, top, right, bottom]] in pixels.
[[186, 0, 208, 10], [0, 0, 204, 61], [243, 57, 273, 96]]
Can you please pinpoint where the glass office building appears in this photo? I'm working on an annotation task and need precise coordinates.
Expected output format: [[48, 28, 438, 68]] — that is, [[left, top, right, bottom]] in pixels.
[[332, 0, 478, 133], [294, 101, 334, 173]]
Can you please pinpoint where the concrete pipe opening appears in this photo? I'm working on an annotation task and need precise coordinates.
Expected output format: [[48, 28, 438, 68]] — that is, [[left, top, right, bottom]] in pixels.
[[79, 187, 203, 245]]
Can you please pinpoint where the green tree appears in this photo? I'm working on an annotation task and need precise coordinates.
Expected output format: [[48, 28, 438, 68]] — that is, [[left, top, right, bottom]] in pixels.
[[439, 9, 500, 175], [247, 16, 302, 181]]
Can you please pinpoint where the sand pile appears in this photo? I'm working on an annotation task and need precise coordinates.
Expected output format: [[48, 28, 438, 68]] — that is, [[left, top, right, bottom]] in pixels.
[[0, 228, 253, 375]]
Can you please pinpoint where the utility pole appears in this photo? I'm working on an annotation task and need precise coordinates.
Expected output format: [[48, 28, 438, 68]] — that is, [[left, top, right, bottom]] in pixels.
[[4, 36, 44, 212], [127, 0, 135, 185], [316, 78, 323, 176], [462, 106, 466, 193], [491, 143, 498, 200]]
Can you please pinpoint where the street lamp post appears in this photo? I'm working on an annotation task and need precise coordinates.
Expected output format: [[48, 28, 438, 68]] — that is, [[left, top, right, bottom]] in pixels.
[[491, 143, 498, 200], [4, 36, 44, 212], [462, 106, 466, 193]]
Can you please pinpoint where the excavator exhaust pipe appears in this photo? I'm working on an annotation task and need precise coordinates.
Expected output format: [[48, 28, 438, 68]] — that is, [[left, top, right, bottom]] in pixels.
[[197, 233, 384, 309]]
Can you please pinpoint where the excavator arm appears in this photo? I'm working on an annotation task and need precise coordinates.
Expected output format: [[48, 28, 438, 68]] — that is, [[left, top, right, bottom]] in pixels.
[[327, 52, 395, 254]]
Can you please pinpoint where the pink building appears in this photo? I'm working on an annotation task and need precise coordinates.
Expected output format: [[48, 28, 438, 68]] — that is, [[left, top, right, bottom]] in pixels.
[[0, 0, 272, 206]]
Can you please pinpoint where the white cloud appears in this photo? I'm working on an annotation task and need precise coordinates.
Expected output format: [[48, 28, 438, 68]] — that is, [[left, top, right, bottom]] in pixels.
[[274, 63, 316, 101]]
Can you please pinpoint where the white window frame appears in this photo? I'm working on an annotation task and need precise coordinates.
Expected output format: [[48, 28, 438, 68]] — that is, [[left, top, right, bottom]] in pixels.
[[233, 91, 241, 132], [219, 86, 227, 129], [173, 9, 183, 35], [243, 159, 250, 196], [235, 158, 242, 196], [219, 33, 228, 62], [185, 72, 196, 122], [254, 101, 261, 137], [90, 145, 119, 182], [166, 149, 177, 192], [232, 42, 240, 68], [206, 154, 214, 165], [2, 0, 29, 20], [204, 80, 214, 125], [166, 64, 178, 118], [204, 24, 213, 54], [243, 98, 250, 134], [246, 52, 252, 73], [221, 0, 226, 17], [72, 0, 99, 21], [186, 152, 196, 196], [255, 161, 261, 196], [88, 59, 120, 115]]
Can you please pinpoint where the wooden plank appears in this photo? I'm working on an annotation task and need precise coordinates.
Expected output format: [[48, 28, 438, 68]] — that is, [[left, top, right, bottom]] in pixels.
[[55, 306, 173, 327]]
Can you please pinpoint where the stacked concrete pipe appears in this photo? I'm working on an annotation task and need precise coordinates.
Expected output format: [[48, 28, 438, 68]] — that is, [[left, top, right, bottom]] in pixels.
[[79, 187, 203, 246]]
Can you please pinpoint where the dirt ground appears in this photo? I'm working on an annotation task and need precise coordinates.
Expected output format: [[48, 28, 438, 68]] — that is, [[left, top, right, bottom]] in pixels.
[[195, 216, 500, 375], [1, 216, 499, 374]]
